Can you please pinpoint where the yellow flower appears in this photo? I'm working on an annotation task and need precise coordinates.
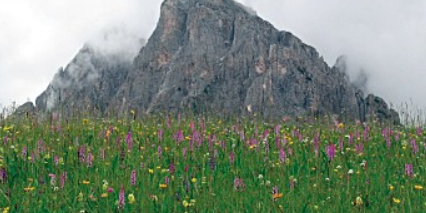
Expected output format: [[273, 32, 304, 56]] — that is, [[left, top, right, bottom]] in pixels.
[[159, 184, 168, 189], [101, 193, 108, 198], [128, 194, 135, 204], [183, 200, 189, 207], [2, 207, 9, 213], [338, 123, 344, 128], [393, 198, 401, 204], [355, 196, 363, 206], [23, 187, 35, 192], [415, 185, 424, 190], [82, 180, 90, 185], [149, 169, 154, 174], [191, 178, 197, 183], [389, 185, 395, 191]]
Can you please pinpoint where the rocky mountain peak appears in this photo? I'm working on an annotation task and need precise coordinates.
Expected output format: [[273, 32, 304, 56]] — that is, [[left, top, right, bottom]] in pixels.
[[17, 0, 399, 124]]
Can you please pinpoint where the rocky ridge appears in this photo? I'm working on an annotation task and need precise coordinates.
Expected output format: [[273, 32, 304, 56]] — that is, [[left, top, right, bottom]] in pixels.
[[17, 0, 399, 124]]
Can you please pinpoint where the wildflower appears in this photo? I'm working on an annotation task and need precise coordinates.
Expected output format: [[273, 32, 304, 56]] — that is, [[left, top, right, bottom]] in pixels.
[[389, 184, 395, 191], [23, 187, 35, 192], [272, 186, 283, 201], [49, 174, 56, 186], [159, 184, 168, 189], [183, 200, 190, 208], [128, 194, 135, 204], [149, 169, 154, 174], [392, 198, 401, 204], [108, 187, 114, 193], [230, 151, 235, 165], [0, 167, 7, 183], [2, 207, 9, 213], [130, 170, 136, 185], [348, 169, 354, 174], [191, 177, 197, 183], [355, 196, 363, 206], [279, 148, 286, 164], [82, 180, 90, 185], [102, 180, 109, 192], [118, 185, 125, 208], [87, 153, 93, 167], [415, 185, 424, 190], [405, 164, 414, 178], [101, 193, 108, 198]]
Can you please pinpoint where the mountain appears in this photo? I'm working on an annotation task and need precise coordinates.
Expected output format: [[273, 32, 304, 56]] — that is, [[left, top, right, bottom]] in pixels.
[[18, 0, 399, 124]]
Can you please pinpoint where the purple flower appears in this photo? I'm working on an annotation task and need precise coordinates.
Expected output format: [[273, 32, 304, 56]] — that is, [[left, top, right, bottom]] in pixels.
[[230, 151, 235, 165], [100, 148, 105, 161], [165, 177, 170, 184], [405, 164, 414, 178], [54, 155, 59, 165], [355, 143, 364, 154], [126, 132, 133, 151], [274, 125, 281, 137], [279, 148, 286, 164], [158, 129, 164, 142], [182, 147, 187, 159], [0, 167, 7, 183], [60, 172, 67, 189], [173, 130, 184, 144], [130, 170, 136, 186], [325, 144, 336, 161], [22, 146, 27, 159], [87, 153, 93, 167], [169, 163, 175, 174], [410, 139, 419, 154], [158, 146, 162, 159], [119, 185, 125, 208]]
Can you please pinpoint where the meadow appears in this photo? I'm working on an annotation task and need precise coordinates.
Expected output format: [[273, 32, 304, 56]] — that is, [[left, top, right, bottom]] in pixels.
[[0, 111, 424, 212]]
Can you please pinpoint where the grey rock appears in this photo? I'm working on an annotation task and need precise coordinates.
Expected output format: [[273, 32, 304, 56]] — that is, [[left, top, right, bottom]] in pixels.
[[35, 45, 133, 116], [26, 0, 399, 125]]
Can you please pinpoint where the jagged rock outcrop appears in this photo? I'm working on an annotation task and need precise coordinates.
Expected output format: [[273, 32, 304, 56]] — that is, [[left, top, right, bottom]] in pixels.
[[35, 45, 133, 116], [26, 0, 399, 124]]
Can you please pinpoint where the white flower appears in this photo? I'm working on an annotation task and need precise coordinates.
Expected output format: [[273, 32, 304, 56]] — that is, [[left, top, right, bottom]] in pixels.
[[348, 169, 354, 174], [325, 178, 330, 181], [336, 165, 342, 169], [258, 174, 264, 179]]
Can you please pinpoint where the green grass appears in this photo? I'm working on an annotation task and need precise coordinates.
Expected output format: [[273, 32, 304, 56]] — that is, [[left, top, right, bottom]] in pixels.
[[0, 113, 425, 212]]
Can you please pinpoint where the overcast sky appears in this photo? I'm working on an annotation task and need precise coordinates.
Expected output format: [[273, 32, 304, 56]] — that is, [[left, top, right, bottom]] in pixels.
[[1, 0, 426, 114]]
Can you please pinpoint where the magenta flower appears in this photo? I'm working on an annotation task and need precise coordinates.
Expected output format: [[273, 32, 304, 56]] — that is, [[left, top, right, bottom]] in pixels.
[[325, 144, 336, 161], [54, 155, 59, 165], [405, 164, 414, 178], [130, 170, 136, 186], [22, 146, 27, 159], [119, 185, 125, 208], [0, 167, 7, 183], [158, 146, 162, 159], [410, 139, 419, 154], [158, 129, 164, 142], [230, 151, 235, 165], [126, 132, 133, 151], [108, 187, 114, 193], [279, 148, 286, 164], [87, 153, 93, 167]]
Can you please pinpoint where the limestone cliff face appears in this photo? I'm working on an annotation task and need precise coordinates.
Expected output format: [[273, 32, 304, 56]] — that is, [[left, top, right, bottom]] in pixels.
[[25, 0, 399, 124], [35, 46, 133, 115]]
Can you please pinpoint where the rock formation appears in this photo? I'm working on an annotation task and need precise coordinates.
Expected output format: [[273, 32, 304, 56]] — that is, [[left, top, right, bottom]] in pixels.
[[20, 0, 399, 124]]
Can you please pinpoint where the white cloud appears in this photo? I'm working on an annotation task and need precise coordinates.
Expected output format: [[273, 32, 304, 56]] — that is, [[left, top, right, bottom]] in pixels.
[[1, 0, 426, 116]]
